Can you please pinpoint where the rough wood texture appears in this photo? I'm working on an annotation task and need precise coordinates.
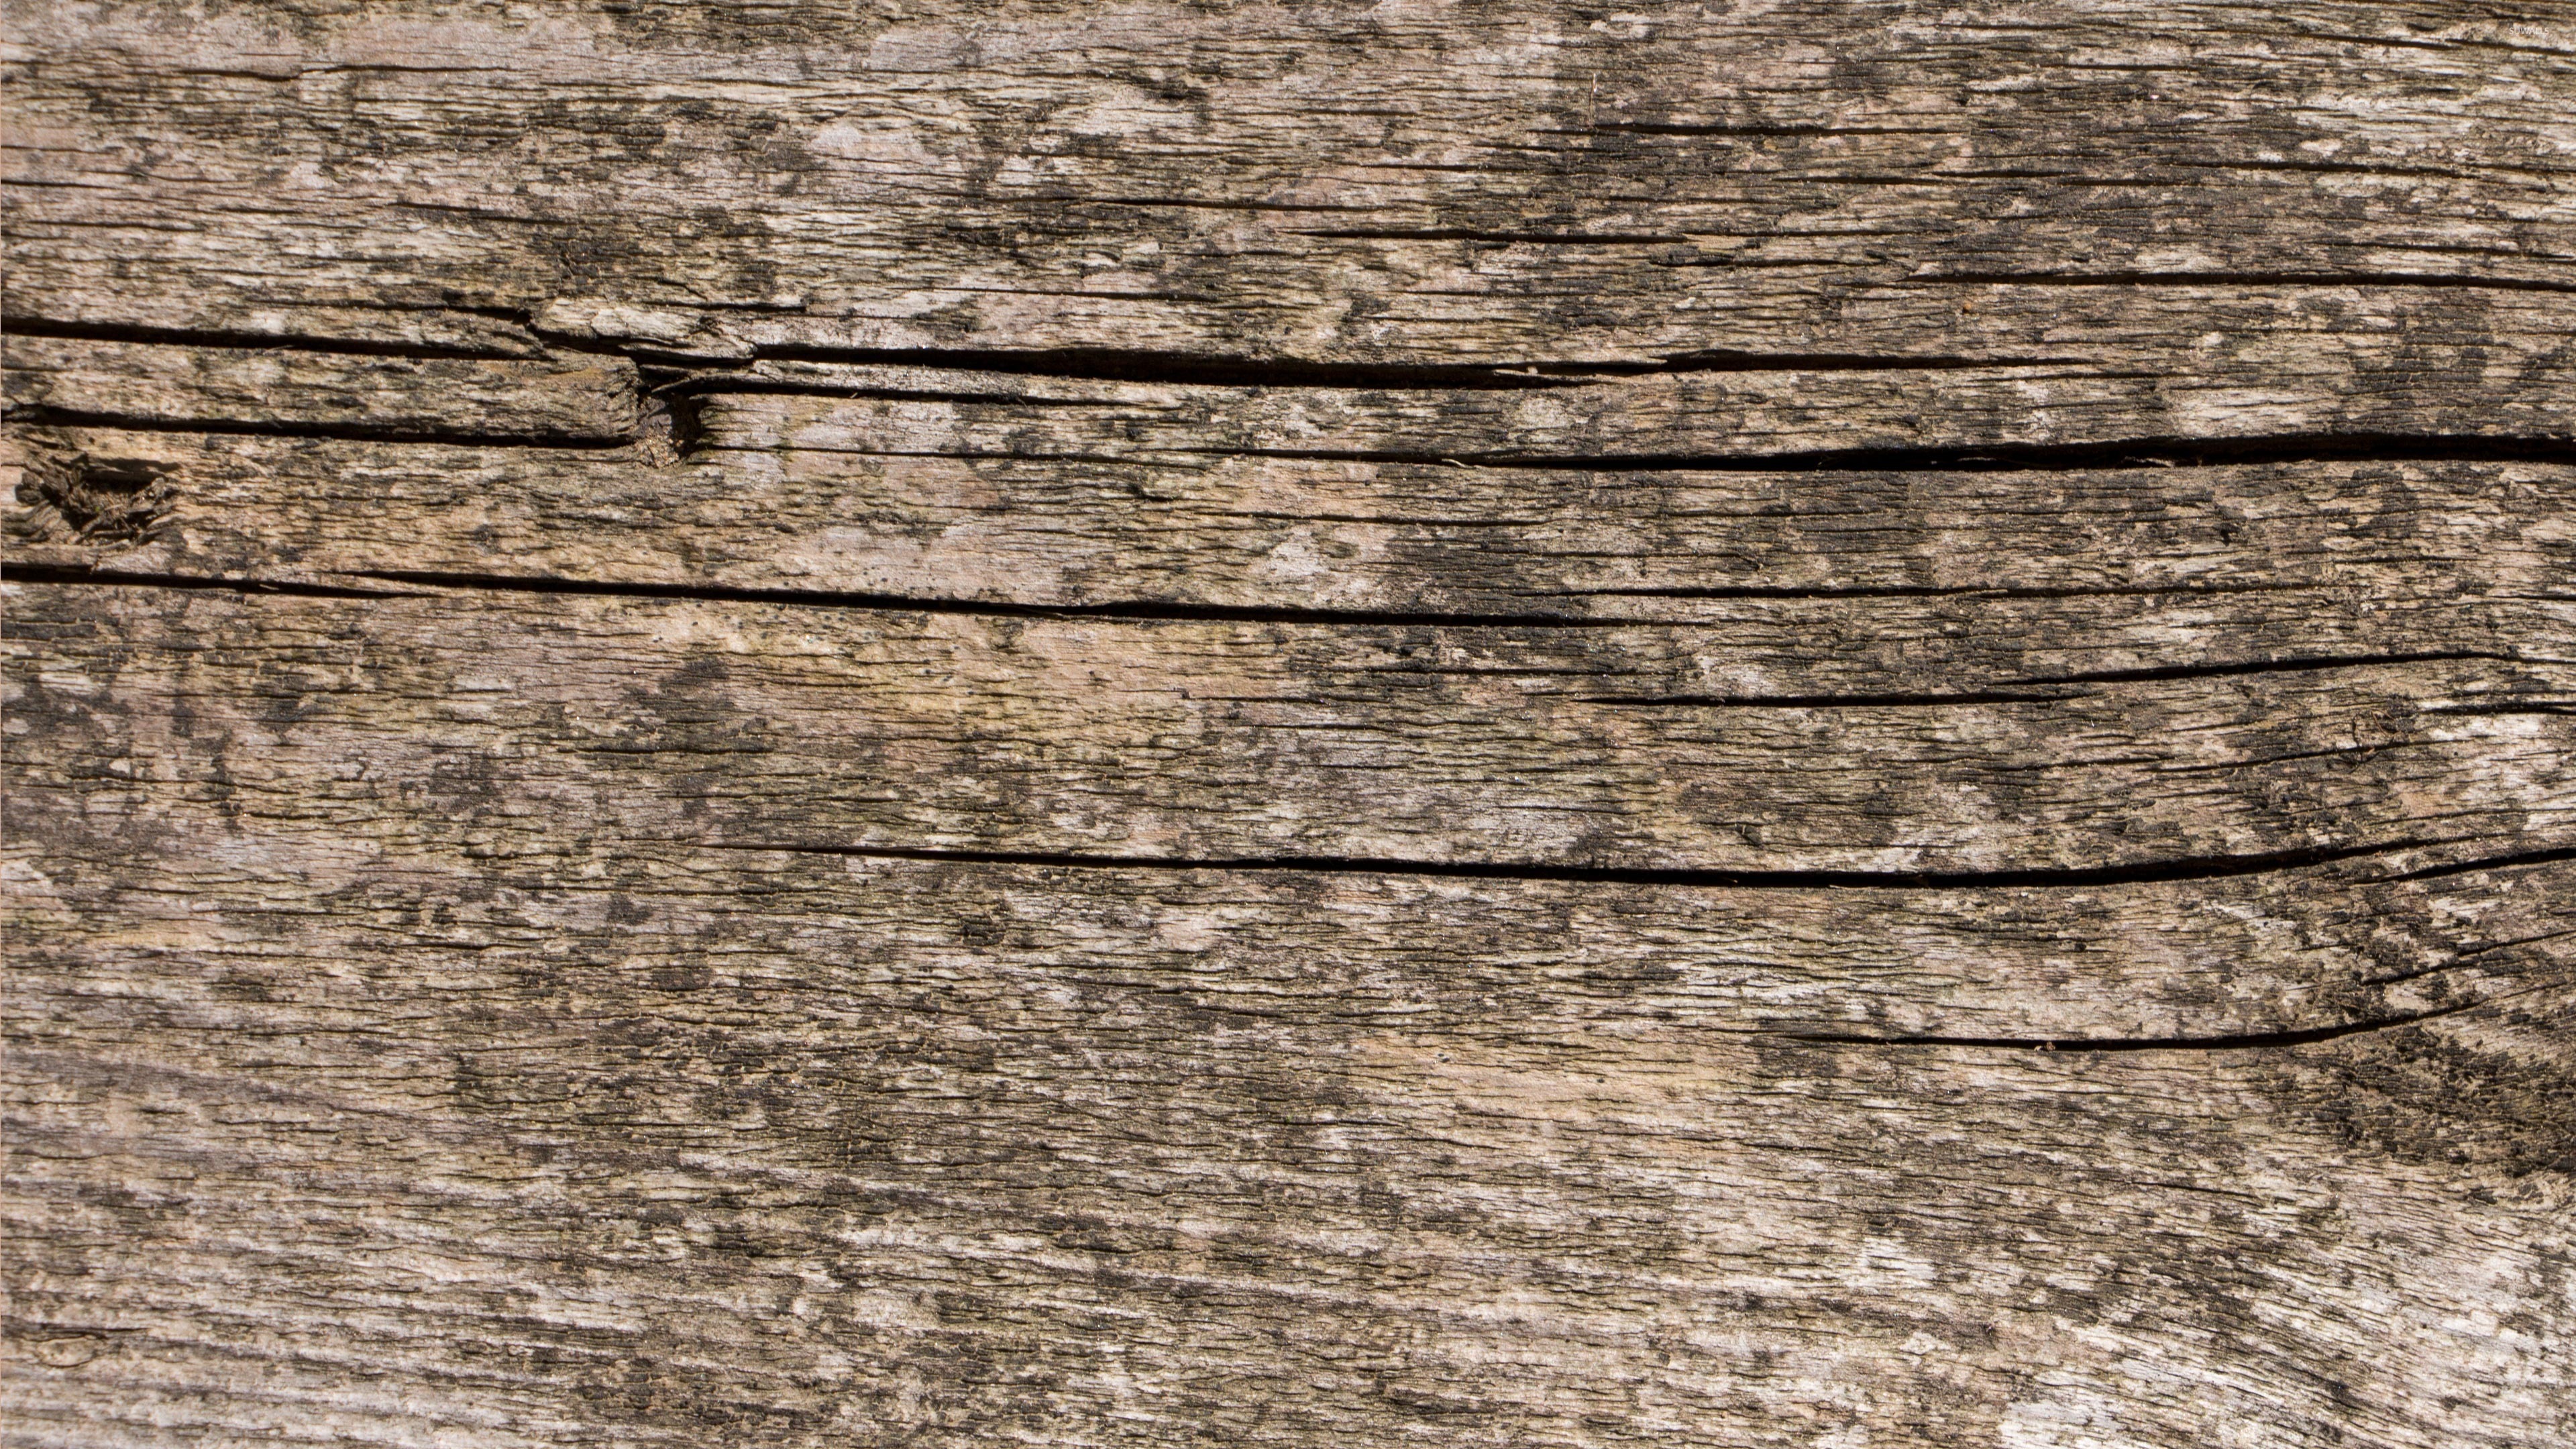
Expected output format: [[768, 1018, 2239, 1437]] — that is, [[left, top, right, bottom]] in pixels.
[[15, 582, 2576, 873], [8, 829, 2573, 1448], [1, 338, 640, 443], [7, 3, 2576, 1446], [10, 2, 2576, 366]]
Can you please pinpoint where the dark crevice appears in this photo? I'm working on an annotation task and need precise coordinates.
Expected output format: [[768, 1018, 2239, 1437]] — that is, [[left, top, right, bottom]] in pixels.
[[1649, 256, 1894, 270], [1074, 197, 1390, 215], [2, 315, 530, 361], [1922, 269, 2576, 294], [745, 345, 1597, 390], [2, 564, 1656, 629], [1554, 580, 2324, 602], [1200, 433, 2576, 473], [699, 837, 2445, 890], [27, 384, 2568, 484], [0, 565, 404, 601], [679, 359, 2075, 409], [2385, 846, 2576, 883], [645, 389, 712, 457], [700, 433, 2576, 475], [2001, 651, 2512, 686], [674, 378, 1148, 409], [736, 343, 2074, 388], [1581, 122, 1959, 138], [1580, 690, 2079, 708], [332, 569, 1653, 627], [1617, 349, 2071, 374], [8, 409, 634, 451], [417, 303, 540, 322], [1289, 229, 1694, 245], [1776, 1000, 2489, 1053], [2423, 701, 2576, 716]]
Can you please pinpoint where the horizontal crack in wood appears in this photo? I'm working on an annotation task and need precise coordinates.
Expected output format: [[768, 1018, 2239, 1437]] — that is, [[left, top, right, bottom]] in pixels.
[[1920, 270, 2576, 294], [695, 837, 2469, 890], [1201, 433, 2576, 472], [0, 314, 535, 361], [1776, 998, 2500, 1053], [10, 407, 634, 451], [1579, 690, 2081, 708], [11, 572, 2560, 677]]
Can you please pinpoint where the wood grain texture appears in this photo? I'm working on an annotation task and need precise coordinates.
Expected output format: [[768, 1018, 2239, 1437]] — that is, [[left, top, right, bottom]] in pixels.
[[10, 358, 2576, 674], [11, 581, 2576, 875], [8, 810, 2575, 1448], [8, 2, 2576, 1445], [1, 338, 641, 443], [11, 422, 2576, 659], [14, 996, 2570, 1449], [10, 1, 2576, 366]]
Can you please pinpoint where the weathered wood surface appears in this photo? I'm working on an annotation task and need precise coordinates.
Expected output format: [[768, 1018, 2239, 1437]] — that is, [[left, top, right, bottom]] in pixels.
[[15, 582, 2576, 873], [8, 2, 2576, 1446], [10, 2, 2576, 366], [8, 826, 2573, 1446], [1, 337, 641, 443], [11, 383, 2576, 647], [11, 646, 2576, 1438]]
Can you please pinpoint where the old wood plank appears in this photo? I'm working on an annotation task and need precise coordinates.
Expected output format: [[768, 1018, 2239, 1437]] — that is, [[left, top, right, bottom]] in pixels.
[[2, 337, 641, 443], [10, 3, 2576, 1444], [9, 581, 2573, 875], [11, 3, 2573, 364], [7, 825, 2571, 1447], [17, 1031, 2569, 1448], [10, 422, 2573, 608], [12, 787, 2574, 1067], [15, 612, 2569, 1447], [9, 343, 2574, 627], [698, 358, 2576, 459], [18, 339, 2573, 464], [13, 424, 2576, 686]]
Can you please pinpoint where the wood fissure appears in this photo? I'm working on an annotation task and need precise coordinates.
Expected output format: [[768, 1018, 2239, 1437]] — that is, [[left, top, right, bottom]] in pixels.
[[1776, 997, 2501, 1054], [0, 315, 547, 362], [13, 580, 2576, 876], [1, 572, 2557, 688], [5, 409, 652, 451], [692, 836, 2483, 891], [1909, 270, 2576, 293], [1142, 435, 2576, 473], [0, 564, 1644, 629]]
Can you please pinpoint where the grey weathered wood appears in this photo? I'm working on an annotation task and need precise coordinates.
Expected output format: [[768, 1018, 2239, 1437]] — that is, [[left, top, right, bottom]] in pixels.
[[1, 337, 640, 442], [11, 581, 2575, 875], [3, 427, 2565, 668], [15, 996, 2570, 1448], [698, 356, 2576, 456], [9, 367, 2575, 669], [11, 3, 2576, 367], [8, 2, 2576, 1446], [7, 804, 2573, 1446]]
